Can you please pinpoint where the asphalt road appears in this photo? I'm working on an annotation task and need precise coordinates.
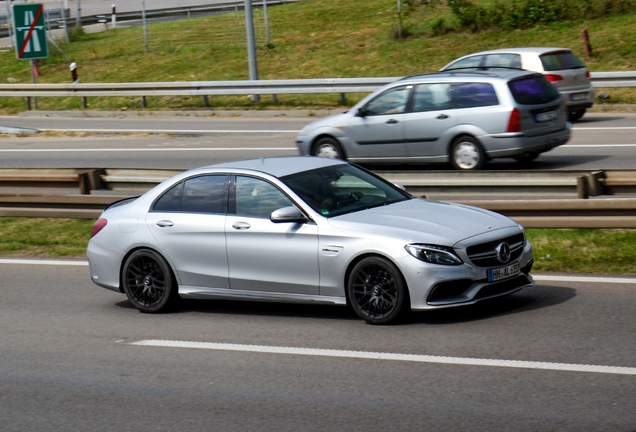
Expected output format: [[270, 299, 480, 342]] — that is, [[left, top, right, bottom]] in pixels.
[[1, 260, 635, 431], [0, 111, 635, 170]]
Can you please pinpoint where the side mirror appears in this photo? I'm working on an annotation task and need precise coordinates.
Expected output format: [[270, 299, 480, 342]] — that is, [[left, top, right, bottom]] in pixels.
[[270, 206, 309, 224], [356, 107, 367, 117]]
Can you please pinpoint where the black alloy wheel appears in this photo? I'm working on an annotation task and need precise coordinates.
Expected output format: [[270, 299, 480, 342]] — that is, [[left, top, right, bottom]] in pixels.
[[347, 256, 408, 325], [122, 249, 178, 313]]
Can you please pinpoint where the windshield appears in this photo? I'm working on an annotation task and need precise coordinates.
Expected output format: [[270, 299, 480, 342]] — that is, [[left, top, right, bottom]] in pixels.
[[281, 164, 410, 217]]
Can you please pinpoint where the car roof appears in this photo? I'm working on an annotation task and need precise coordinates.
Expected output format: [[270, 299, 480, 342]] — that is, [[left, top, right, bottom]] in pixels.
[[399, 69, 538, 83], [455, 47, 572, 56], [200, 156, 348, 177]]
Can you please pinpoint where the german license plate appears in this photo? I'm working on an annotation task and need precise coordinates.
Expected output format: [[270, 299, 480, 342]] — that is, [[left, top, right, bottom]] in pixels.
[[535, 111, 557, 122], [488, 262, 520, 282], [570, 93, 588, 101]]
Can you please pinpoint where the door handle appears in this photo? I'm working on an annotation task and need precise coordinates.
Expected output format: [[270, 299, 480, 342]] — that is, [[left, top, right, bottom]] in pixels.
[[386, 119, 398, 124], [156, 220, 174, 228], [232, 222, 251, 230], [437, 114, 449, 119]]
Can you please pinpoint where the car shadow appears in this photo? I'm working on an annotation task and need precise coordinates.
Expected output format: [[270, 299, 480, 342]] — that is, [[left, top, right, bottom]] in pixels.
[[406, 284, 576, 325], [115, 284, 575, 325], [573, 115, 625, 124]]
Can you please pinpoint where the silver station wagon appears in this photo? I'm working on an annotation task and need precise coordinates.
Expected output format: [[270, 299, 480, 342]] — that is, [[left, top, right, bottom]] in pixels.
[[440, 47, 594, 121], [295, 70, 570, 170]]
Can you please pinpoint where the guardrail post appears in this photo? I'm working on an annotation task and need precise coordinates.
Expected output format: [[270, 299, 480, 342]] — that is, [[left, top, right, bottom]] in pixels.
[[203, 95, 209, 107], [577, 176, 588, 199], [26, 97, 32, 110], [340, 93, 346, 105], [84, 169, 106, 191], [142, 96, 147, 108], [78, 172, 90, 194]]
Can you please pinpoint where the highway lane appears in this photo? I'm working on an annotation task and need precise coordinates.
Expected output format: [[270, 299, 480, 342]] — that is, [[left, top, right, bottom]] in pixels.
[[0, 112, 635, 169], [1, 261, 635, 431]]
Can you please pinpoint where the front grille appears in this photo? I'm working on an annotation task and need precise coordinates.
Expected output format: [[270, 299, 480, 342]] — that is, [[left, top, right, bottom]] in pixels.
[[466, 233, 525, 267]]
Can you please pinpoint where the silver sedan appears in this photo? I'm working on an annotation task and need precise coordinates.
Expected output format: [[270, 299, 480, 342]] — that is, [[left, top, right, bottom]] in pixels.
[[87, 157, 534, 324]]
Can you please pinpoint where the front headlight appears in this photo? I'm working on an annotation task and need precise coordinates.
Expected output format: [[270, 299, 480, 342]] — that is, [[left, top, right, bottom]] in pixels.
[[405, 244, 463, 266], [518, 223, 526, 244]]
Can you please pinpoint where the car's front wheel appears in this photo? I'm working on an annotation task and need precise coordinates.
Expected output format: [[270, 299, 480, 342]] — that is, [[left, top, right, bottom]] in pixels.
[[347, 256, 408, 325], [312, 137, 344, 159], [450, 136, 486, 170], [122, 249, 179, 313], [568, 109, 586, 122]]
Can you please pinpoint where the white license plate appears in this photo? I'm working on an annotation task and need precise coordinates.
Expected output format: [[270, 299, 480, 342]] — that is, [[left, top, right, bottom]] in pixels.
[[535, 111, 557, 122], [488, 262, 520, 282], [570, 93, 588, 101]]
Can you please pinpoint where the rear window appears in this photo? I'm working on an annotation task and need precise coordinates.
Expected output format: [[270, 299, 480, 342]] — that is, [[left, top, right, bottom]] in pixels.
[[508, 75, 560, 105], [540, 51, 585, 71]]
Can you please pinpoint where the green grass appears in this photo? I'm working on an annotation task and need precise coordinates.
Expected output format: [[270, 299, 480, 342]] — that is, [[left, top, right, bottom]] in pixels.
[[1, 0, 636, 113], [1, 217, 635, 274]]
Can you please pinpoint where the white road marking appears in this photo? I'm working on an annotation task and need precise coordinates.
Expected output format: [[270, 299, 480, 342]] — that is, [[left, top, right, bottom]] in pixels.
[[0, 258, 88, 266], [572, 127, 636, 130], [533, 275, 636, 284], [562, 144, 636, 148], [0, 147, 295, 152], [36, 128, 300, 134], [131, 339, 636, 376], [1, 259, 635, 285]]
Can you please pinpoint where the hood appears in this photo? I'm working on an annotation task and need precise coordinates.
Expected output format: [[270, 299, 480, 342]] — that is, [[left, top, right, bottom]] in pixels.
[[327, 198, 518, 245], [300, 112, 348, 133]]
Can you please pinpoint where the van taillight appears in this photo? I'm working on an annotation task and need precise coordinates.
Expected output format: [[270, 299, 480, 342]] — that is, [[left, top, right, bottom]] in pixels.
[[507, 108, 521, 133], [545, 74, 563, 83], [91, 219, 107, 238], [585, 71, 591, 79]]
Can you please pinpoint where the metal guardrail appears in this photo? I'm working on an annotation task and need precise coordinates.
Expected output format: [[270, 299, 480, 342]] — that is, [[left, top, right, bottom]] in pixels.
[[0, 73, 634, 107], [0, 1, 298, 38], [2, 168, 636, 227]]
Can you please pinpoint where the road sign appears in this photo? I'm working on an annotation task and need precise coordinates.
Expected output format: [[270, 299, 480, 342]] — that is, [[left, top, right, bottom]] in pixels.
[[12, 3, 49, 60]]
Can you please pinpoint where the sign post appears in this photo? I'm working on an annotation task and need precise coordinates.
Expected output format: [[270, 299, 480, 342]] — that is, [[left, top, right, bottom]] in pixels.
[[13, 3, 48, 109]]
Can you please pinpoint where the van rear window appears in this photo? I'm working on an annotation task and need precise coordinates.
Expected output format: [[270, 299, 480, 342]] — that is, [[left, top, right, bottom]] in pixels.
[[508, 75, 560, 105]]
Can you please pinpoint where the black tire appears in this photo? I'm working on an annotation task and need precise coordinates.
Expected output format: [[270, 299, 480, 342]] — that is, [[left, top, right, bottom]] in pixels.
[[312, 137, 345, 159], [450, 136, 486, 170], [347, 256, 409, 325], [122, 249, 179, 313], [514, 152, 540, 163], [568, 109, 586, 122]]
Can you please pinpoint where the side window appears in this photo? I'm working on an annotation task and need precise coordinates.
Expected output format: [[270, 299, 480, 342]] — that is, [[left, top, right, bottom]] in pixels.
[[364, 86, 411, 115], [411, 83, 452, 112], [446, 55, 483, 71], [484, 54, 522, 69], [235, 176, 294, 218], [181, 175, 227, 213], [153, 182, 183, 212], [453, 82, 499, 108]]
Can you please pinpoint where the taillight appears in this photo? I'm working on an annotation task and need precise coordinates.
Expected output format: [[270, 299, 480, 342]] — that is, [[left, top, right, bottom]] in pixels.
[[91, 219, 107, 238], [585, 70, 591, 79], [507, 108, 521, 133], [545, 74, 563, 83]]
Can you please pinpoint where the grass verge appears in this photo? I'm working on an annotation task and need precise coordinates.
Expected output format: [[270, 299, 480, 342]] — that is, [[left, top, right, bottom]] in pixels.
[[1, 217, 635, 275]]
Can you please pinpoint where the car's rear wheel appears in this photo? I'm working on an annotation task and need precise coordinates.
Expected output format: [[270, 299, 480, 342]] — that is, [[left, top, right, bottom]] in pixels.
[[312, 137, 344, 159], [450, 136, 486, 170], [122, 249, 178, 313], [568, 109, 586, 122], [347, 256, 408, 325]]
